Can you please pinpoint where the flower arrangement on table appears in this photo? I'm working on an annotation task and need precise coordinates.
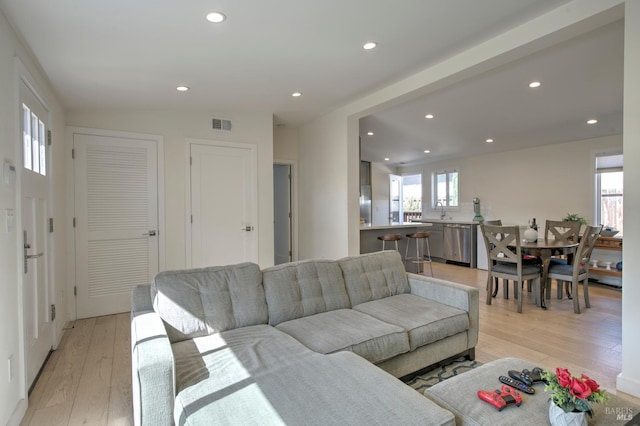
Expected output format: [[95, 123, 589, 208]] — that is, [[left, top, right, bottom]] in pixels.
[[542, 368, 609, 417]]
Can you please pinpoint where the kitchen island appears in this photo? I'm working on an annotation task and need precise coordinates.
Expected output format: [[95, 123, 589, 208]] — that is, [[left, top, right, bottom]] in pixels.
[[360, 219, 478, 268]]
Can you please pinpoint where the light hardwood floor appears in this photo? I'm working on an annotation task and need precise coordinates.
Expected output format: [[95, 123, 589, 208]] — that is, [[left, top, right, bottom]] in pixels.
[[21, 262, 638, 425]]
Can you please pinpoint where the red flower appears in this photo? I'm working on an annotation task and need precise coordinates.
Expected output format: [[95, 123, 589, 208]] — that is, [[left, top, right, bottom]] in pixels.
[[569, 378, 592, 400], [581, 374, 600, 392], [556, 368, 572, 387]]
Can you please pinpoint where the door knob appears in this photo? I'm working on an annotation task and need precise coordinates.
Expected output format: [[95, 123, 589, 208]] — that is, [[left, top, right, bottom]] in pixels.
[[142, 230, 157, 236], [241, 226, 254, 231]]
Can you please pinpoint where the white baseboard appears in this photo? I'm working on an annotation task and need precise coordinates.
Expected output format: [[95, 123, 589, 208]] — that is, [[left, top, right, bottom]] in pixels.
[[617, 372, 640, 398], [7, 399, 27, 426]]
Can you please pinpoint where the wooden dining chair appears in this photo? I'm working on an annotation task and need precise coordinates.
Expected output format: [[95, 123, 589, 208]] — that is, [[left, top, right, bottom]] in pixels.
[[480, 224, 542, 313], [544, 220, 582, 299], [483, 220, 504, 298], [546, 225, 603, 314]]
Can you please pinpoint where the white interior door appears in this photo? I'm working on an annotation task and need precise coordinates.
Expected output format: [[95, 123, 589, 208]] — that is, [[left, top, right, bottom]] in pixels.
[[74, 131, 159, 318], [20, 81, 53, 390], [274, 164, 291, 265], [190, 142, 258, 267]]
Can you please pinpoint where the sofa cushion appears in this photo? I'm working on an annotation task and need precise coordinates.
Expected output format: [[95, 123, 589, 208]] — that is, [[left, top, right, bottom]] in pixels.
[[172, 325, 315, 393], [338, 251, 410, 306], [174, 351, 454, 426], [353, 294, 470, 351], [263, 259, 351, 325], [151, 263, 267, 342], [275, 308, 409, 364]]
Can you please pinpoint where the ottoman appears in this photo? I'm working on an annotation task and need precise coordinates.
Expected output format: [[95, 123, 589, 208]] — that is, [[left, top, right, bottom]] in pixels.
[[424, 357, 639, 426]]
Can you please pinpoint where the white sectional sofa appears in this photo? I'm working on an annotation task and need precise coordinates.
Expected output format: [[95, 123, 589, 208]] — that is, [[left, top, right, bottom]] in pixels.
[[131, 251, 479, 425]]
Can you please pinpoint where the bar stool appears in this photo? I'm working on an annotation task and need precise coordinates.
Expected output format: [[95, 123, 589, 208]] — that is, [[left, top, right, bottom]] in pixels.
[[404, 232, 433, 276], [377, 233, 403, 256]]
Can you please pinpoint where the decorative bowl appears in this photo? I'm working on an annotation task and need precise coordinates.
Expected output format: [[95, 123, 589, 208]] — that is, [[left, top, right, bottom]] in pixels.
[[600, 229, 619, 237]]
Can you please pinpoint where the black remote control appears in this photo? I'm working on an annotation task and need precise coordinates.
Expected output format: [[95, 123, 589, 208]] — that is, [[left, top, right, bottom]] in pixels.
[[499, 375, 535, 394]]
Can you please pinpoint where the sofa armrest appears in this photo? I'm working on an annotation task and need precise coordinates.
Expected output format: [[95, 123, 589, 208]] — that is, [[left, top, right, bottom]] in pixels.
[[407, 273, 479, 348], [131, 285, 175, 426]]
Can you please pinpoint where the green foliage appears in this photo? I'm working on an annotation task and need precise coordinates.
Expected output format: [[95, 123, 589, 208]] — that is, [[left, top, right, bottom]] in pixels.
[[563, 213, 588, 225], [403, 196, 421, 212]]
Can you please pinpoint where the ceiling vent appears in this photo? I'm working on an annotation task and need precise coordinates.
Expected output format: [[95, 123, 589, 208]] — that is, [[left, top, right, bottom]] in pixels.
[[212, 117, 232, 132]]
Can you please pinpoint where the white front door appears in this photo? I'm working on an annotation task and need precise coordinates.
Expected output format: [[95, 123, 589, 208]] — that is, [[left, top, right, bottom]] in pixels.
[[73, 130, 160, 318], [20, 81, 53, 390], [189, 141, 258, 267]]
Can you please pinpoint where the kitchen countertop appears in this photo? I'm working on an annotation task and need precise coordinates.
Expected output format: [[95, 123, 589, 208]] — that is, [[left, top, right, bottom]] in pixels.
[[360, 222, 431, 230], [360, 219, 479, 230]]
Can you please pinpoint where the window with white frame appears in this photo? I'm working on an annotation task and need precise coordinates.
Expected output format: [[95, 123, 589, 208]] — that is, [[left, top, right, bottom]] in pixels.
[[23, 103, 46, 176], [433, 169, 458, 207], [595, 153, 622, 234]]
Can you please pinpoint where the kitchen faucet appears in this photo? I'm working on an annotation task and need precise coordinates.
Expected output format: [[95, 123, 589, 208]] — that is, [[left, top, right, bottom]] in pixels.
[[436, 201, 446, 219]]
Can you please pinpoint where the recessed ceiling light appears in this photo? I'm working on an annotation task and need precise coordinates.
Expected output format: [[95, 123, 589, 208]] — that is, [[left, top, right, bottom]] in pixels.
[[587, 119, 598, 124], [424, 150, 430, 153], [529, 81, 541, 88], [425, 114, 434, 119], [176, 86, 189, 92], [363, 42, 377, 50], [292, 92, 302, 97], [384, 157, 390, 161], [206, 11, 226, 23], [485, 138, 494, 143], [367, 132, 374, 136]]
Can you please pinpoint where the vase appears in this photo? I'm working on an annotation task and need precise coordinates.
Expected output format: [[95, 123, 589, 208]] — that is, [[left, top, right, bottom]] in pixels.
[[548, 401, 587, 426], [523, 228, 538, 243]]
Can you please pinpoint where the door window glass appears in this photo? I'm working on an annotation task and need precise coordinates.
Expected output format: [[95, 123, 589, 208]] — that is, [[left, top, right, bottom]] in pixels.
[[22, 103, 46, 176]]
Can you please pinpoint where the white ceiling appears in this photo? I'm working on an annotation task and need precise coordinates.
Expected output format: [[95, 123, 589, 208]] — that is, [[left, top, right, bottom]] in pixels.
[[359, 20, 624, 167], [0, 0, 622, 166]]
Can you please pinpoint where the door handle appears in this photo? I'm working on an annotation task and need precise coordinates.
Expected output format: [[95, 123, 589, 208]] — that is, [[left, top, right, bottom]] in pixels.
[[23, 230, 44, 273], [142, 230, 157, 236], [241, 226, 254, 231]]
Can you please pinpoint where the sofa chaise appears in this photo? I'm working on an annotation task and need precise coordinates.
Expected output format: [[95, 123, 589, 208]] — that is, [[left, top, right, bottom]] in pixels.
[[131, 251, 479, 425]]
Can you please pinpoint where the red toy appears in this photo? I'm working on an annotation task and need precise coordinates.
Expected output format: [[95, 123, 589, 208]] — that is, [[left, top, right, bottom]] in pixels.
[[477, 385, 523, 411]]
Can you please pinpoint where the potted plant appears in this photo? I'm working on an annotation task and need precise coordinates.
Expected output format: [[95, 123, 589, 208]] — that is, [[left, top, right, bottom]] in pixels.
[[542, 368, 609, 426], [563, 213, 588, 225]]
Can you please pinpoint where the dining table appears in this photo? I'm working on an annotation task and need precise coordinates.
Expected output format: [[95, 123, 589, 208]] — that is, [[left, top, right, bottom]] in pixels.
[[518, 238, 579, 309]]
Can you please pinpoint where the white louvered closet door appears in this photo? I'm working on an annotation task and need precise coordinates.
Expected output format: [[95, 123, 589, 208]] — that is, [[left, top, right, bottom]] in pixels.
[[74, 133, 158, 318]]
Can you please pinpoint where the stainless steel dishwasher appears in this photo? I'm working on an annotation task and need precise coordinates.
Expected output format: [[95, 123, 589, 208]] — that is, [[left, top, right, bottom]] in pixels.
[[443, 223, 474, 266]]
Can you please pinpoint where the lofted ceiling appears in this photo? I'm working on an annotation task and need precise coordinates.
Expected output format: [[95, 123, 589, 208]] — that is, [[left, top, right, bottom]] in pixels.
[[0, 0, 621, 167]]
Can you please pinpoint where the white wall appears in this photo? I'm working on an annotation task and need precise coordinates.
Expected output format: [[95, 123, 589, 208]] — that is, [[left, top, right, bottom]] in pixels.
[[398, 135, 622, 226], [0, 9, 67, 424], [618, 0, 640, 398], [298, 112, 353, 259], [274, 125, 298, 161], [66, 109, 275, 271]]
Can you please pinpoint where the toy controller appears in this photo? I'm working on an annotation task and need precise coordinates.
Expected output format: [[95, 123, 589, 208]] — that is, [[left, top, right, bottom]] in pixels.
[[477, 385, 523, 411], [499, 375, 535, 394], [508, 367, 544, 386]]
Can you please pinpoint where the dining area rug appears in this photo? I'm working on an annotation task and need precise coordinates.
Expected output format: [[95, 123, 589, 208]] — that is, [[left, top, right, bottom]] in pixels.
[[404, 357, 481, 394]]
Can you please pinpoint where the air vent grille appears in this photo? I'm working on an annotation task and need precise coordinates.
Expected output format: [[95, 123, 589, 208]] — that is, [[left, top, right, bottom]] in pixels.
[[212, 118, 232, 132]]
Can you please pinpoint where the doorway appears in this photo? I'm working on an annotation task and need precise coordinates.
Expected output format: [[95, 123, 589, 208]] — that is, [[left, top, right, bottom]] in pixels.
[[274, 164, 292, 265]]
